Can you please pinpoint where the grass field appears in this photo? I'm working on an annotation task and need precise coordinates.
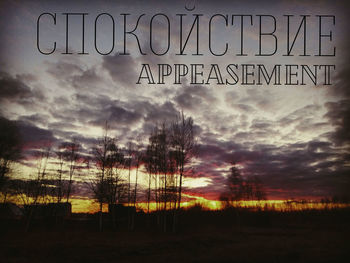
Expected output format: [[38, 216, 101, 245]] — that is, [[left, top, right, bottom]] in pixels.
[[1, 208, 349, 263]]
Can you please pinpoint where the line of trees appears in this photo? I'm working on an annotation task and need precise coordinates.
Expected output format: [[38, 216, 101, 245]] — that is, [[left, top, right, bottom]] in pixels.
[[143, 113, 196, 231], [0, 112, 197, 232], [1, 112, 269, 232], [220, 163, 267, 204], [87, 112, 197, 232]]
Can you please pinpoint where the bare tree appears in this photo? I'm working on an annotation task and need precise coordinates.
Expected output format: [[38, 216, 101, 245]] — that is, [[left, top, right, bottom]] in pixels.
[[51, 140, 80, 204], [157, 124, 170, 232], [91, 123, 114, 231], [64, 141, 79, 203], [54, 145, 65, 203], [130, 140, 143, 231], [0, 117, 21, 195], [133, 141, 143, 209], [144, 122, 179, 231], [105, 141, 125, 229], [170, 112, 196, 232], [125, 141, 133, 230], [170, 112, 196, 211], [33, 147, 51, 204], [142, 114, 197, 232], [144, 143, 155, 214], [23, 146, 51, 231], [90, 124, 128, 230], [147, 128, 161, 213]]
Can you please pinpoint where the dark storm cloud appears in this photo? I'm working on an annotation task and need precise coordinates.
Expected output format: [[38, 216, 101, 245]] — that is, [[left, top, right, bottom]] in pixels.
[[123, 100, 180, 141], [48, 128, 98, 156], [321, 17, 350, 147], [102, 54, 138, 88], [16, 120, 56, 149], [45, 92, 181, 146], [46, 60, 106, 93], [245, 140, 348, 198], [70, 67, 105, 91], [0, 72, 44, 103], [72, 95, 144, 127], [0, 74, 30, 99], [190, 135, 350, 200], [174, 85, 217, 111], [324, 100, 350, 145], [16, 73, 38, 83], [199, 140, 260, 168], [188, 141, 249, 197], [143, 100, 179, 123], [109, 104, 142, 124], [88, 103, 142, 127], [0, 72, 46, 115]]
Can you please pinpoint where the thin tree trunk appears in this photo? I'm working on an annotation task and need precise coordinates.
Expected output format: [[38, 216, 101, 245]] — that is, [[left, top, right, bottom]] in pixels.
[[163, 172, 167, 232], [127, 159, 131, 230], [99, 202, 103, 232], [134, 166, 138, 208], [178, 170, 183, 210], [147, 173, 151, 214]]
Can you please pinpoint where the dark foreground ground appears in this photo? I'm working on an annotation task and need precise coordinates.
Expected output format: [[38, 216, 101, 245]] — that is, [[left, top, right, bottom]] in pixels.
[[1, 208, 349, 263]]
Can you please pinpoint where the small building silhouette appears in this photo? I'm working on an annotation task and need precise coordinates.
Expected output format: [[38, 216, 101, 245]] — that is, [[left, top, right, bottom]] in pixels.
[[24, 202, 71, 219]]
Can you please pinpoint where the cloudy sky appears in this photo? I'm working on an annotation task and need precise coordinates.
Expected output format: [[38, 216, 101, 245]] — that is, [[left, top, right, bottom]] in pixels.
[[0, 0, 349, 207]]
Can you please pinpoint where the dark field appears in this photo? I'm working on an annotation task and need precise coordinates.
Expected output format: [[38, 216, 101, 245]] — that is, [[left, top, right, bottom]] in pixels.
[[1, 208, 349, 263]]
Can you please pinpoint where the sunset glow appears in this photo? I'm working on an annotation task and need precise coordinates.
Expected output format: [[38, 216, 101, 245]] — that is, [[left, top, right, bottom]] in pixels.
[[68, 197, 350, 214]]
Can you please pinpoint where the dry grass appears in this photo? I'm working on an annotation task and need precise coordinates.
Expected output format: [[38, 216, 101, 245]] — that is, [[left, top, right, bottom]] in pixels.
[[1, 208, 349, 263]]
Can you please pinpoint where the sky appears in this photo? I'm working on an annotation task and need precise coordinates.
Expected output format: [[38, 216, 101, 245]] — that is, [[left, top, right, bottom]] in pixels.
[[0, 0, 349, 207]]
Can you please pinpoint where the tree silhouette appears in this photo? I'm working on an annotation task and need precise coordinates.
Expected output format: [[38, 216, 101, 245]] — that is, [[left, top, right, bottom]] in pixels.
[[170, 112, 196, 232], [23, 146, 51, 231], [0, 117, 21, 194], [63, 140, 80, 203], [54, 145, 65, 203], [142, 113, 197, 232], [91, 123, 115, 231], [221, 163, 267, 204], [227, 164, 243, 201], [130, 139, 143, 230], [144, 139, 156, 214], [53, 140, 80, 203], [170, 112, 196, 210]]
